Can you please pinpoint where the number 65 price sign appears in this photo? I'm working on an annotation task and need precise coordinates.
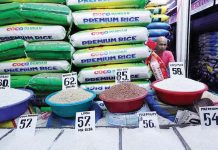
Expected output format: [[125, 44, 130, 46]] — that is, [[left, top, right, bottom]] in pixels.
[[199, 106, 218, 128]]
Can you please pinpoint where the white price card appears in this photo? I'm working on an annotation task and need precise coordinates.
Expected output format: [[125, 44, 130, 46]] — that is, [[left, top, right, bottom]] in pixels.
[[169, 62, 185, 78], [199, 106, 218, 128], [0, 74, 10, 90], [75, 111, 95, 133], [138, 112, 159, 129], [16, 114, 38, 137], [62, 72, 78, 90], [115, 68, 131, 84]]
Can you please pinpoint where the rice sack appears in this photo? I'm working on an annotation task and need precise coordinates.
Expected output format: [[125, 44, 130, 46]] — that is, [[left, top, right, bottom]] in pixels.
[[78, 63, 152, 83], [147, 22, 171, 30], [146, 0, 170, 7], [28, 73, 62, 91], [0, 58, 71, 75], [0, 23, 66, 42], [70, 26, 148, 48], [0, 0, 65, 3], [72, 9, 151, 29], [20, 3, 72, 26], [67, 0, 148, 10], [148, 29, 170, 37], [152, 14, 169, 22], [0, 3, 26, 26], [145, 6, 168, 14], [80, 80, 151, 95], [11, 75, 31, 88], [73, 44, 152, 67], [0, 39, 27, 61], [25, 41, 75, 60]]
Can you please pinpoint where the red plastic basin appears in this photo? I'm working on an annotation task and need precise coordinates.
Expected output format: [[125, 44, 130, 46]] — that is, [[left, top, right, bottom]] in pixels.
[[151, 80, 208, 106], [99, 89, 148, 113]]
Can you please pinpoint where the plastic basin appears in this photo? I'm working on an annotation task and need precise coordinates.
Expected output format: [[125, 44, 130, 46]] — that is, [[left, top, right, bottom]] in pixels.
[[151, 80, 208, 106], [45, 89, 96, 118], [99, 89, 148, 113], [0, 89, 34, 122]]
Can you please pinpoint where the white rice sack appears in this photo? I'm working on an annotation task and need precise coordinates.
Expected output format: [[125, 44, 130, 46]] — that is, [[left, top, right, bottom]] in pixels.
[[72, 9, 151, 29], [0, 0, 65, 3], [73, 44, 152, 67], [0, 23, 66, 42], [0, 58, 71, 75], [78, 63, 152, 83], [67, 0, 148, 10], [70, 27, 148, 48], [80, 80, 151, 95]]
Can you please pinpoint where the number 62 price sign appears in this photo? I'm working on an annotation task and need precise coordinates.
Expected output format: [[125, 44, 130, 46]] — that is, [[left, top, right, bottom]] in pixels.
[[199, 106, 218, 128]]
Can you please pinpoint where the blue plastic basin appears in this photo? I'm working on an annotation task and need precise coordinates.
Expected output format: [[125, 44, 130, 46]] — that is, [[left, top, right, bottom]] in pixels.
[[45, 89, 96, 118], [0, 89, 34, 122]]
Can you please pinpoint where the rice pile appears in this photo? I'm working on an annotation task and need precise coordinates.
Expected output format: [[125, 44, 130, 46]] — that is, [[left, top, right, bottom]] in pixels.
[[49, 88, 93, 104]]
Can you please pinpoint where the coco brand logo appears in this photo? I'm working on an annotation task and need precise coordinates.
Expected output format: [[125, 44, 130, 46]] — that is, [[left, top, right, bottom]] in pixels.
[[91, 31, 109, 36], [94, 69, 115, 75], [6, 26, 42, 31]]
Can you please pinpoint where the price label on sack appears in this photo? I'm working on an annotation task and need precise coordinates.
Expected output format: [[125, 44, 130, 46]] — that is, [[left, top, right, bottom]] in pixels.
[[16, 114, 38, 137], [169, 62, 185, 78], [62, 72, 78, 90], [0, 74, 10, 90], [75, 111, 95, 133], [199, 106, 218, 128], [138, 112, 159, 129], [115, 68, 131, 84]]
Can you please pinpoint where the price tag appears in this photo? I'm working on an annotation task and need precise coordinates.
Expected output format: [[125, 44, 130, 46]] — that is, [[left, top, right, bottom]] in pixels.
[[169, 62, 185, 78], [138, 112, 159, 129], [0, 74, 10, 90], [62, 72, 78, 90], [115, 68, 131, 84], [199, 106, 218, 128], [75, 111, 95, 133], [16, 114, 38, 137]]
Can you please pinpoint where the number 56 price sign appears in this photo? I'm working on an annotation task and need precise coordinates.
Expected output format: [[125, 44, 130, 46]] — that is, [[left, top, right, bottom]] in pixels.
[[199, 106, 218, 128]]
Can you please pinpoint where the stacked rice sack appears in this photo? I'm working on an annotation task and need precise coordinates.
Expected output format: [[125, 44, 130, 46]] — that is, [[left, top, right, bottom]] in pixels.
[[198, 32, 218, 84], [0, 1, 73, 106], [66, 0, 153, 95], [145, 0, 171, 41]]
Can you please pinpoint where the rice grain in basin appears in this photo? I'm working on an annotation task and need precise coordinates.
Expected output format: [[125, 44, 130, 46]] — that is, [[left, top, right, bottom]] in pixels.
[[100, 82, 146, 101], [49, 88, 93, 104]]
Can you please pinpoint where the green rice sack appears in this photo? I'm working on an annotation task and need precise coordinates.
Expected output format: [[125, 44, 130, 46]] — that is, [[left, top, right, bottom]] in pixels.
[[80, 80, 151, 95], [73, 44, 152, 67], [0, 3, 26, 26], [0, 58, 71, 75], [72, 9, 151, 29], [67, 0, 148, 10], [25, 41, 75, 60], [11, 75, 31, 88], [0, 23, 66, 42], [78, 63, 152, 83], [20, 3, 72, 26], [71, 26, 148, 48], [0, 0, 65, 3], [0, 39, 27, 61], [28, 73, 62, 91]]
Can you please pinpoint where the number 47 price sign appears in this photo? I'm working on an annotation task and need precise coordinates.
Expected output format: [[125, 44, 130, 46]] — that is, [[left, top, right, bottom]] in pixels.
[[199, 106, 218, 128]]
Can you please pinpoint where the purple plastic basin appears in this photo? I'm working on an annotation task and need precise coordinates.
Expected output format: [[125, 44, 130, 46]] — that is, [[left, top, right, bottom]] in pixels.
[[0, 89, 34, 123]]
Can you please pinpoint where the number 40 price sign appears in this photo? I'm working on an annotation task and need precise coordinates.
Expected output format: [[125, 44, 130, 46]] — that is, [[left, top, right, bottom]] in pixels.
[[199, 106, 218, 128]]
